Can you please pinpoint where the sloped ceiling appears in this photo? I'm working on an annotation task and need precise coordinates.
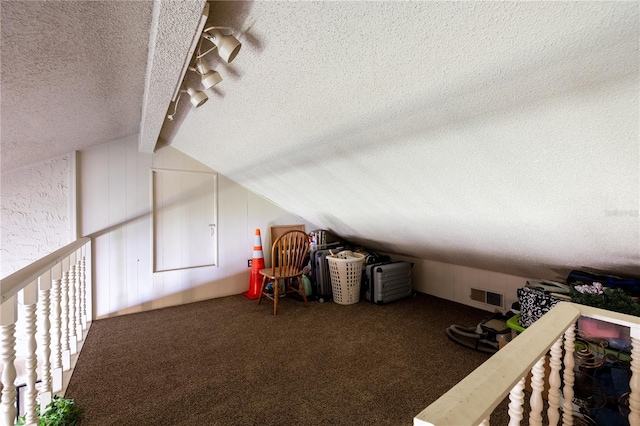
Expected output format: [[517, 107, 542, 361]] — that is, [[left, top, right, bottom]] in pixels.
[[2, 1, 640, 279], [166, 1, 639, 281], [0, 0, 204, 172]]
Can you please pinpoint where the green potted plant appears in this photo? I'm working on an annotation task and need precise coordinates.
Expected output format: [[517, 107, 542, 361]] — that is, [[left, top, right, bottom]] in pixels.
[[16, 396, 82, 426], [570, 281, 640, 316]]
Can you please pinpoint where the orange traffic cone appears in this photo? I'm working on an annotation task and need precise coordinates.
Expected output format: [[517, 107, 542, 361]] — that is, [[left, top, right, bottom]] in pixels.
[[243, 229, 266, 299]]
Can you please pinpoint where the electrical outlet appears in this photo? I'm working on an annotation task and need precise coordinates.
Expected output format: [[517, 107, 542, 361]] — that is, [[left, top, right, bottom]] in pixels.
[[248, 259, 252, 268]]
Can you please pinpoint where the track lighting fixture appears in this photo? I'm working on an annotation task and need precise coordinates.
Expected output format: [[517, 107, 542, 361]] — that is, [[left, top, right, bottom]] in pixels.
[[187, 87, 208, 108], [200, 27, 242, 64], [192, 60, 222, 90], [166, 5, 242, 122], [167, 87, 208, 121]]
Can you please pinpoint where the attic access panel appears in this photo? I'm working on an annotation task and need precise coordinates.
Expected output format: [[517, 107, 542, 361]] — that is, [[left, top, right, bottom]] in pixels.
[[152, 169, 218, 272]]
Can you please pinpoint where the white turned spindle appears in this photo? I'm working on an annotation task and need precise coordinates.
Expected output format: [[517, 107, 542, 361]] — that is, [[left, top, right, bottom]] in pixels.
[[68, 253, 78, 354], [630, 335, 640, 426], [60, 257, 71, 369], [547, 338, 563, 425], [84, 242, 92, 324], [562, 324, 576, 426], [529, 355, 545, 426], [508, 377, 526, 426], [50, 262, 64, 391], [80, 252, 87, 329], [38, 271, 53, 410], [75, 249, 83, 338], [0, 296, 18, 425], [19, 282, 39, 425]]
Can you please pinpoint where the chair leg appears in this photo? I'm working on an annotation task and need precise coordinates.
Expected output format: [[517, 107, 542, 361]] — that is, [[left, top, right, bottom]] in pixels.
[[297, 276, 309, 307], [273, 279, 279, 315], [258, 276, 268, 305]]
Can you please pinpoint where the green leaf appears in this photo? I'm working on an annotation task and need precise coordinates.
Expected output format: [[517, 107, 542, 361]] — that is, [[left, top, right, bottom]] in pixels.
[[570, 282, 640, 316], [37, 396, 82, 426]]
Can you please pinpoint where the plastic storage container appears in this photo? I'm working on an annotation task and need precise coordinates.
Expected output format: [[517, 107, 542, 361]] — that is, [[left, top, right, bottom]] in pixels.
[[327, 251, 365, 305]]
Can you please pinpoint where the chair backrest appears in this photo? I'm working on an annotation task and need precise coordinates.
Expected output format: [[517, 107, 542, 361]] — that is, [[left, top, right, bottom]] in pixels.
[[270, 230, 310, 275], [270, 224, 305, 248]]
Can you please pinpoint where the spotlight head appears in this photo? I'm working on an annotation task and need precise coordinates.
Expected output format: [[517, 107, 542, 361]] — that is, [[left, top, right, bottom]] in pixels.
[[202, 70, 222, 89], [186, 87, 208, 108], [203, 29, 241, 63], [196, 62, 222, 89]]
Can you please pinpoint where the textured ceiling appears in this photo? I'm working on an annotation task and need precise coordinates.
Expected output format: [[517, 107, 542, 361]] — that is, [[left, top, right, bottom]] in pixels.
[[2, 1, 638, 282], [0, 0, 203, 172], [167, 1, 640, 280]]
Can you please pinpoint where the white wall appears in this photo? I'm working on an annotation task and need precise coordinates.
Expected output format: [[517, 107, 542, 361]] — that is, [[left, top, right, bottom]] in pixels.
[[0, 137, 532, 316], [1, 155, 71, 278], [390, 253, 528, 314], [79, 135, 318, 318]]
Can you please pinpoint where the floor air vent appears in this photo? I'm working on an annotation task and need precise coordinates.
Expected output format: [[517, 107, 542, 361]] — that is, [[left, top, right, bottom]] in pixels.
[[470, 288, 503, 308]]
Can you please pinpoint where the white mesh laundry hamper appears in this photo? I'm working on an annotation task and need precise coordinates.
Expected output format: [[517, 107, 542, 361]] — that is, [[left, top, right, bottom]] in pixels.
[[327, 251, 365, 305]]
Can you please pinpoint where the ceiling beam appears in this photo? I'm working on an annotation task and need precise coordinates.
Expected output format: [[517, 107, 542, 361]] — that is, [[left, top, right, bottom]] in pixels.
[[138, 0, 207, 154]]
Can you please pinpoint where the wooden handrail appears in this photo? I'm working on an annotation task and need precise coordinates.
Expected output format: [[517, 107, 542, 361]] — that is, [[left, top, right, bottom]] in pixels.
[[0, 238, 92, 423], [0, 237, 90, 303], [414, 302, 640, 425], [414, 302, 582, 425]]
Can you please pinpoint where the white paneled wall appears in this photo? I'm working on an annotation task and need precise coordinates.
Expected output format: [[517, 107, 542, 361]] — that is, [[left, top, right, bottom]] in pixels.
[[79, 135, 318, 319], [392, 254, 529, 313], [1, 134, 536, 318]]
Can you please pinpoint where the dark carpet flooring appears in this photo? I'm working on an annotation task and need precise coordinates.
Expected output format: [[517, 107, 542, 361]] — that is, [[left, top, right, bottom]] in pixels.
[[66, 292, 511, 425]]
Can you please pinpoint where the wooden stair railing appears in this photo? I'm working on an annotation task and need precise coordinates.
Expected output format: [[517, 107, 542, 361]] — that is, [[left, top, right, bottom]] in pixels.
[[0, 238, 91, 425], [415, 302, 640, 426]]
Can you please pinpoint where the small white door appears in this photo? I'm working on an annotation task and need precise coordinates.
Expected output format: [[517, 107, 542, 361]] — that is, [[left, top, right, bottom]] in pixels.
[[152, 169, 217, 272]]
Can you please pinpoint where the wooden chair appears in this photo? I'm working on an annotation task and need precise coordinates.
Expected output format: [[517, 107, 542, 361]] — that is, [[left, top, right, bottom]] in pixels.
[[269, 224, 305, 248], [257, 230, 310, 315]]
